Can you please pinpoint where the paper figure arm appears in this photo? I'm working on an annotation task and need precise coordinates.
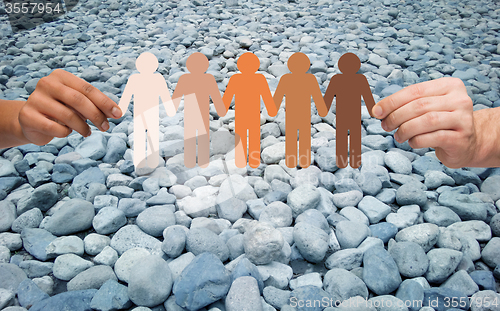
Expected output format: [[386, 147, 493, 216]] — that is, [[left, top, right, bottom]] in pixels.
[[273, 76, 286, 113], [209, 78, 227, 117], [361, 76, 376, 118], [323, 75, 338, 112], [118, 76, 135, 114], [311, 76, 328, 117], [260, 75, 278, 117], [158, 75, 175, 117], [222, 78, 236, 111]]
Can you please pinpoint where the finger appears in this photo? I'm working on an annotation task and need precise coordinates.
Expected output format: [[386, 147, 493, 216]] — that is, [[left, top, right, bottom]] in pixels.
[[373, 77, 455, 119], [394, 111, 460, 143], [24, 110, 73, 140], [382, 94, 450, 132], [44, 78, 111, 132], [53, 69, 122, 119], [36, 96, 92, 137], [407, 129, 461, 151]]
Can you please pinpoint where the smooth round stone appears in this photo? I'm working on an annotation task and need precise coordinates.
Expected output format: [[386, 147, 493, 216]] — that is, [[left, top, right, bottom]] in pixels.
[[259, 202, 293, 228], [357, 196, 392, 224], [363, 246, 402, 295], [52, 254, 93, 281], [263, 286, 291, 310], [293, 222, 328, 263], [384, 151, 412, 175], [0, 263, 27, 292], [161, 226, 186, 258], [339, 206, 370, 226], [325, 248, 363, 271], [423, 205, 461, 227], [11, 208, 43, 233], [335, 221, 370, 249], [395, 279, 424, 311], [396, 182, 427, 207], [45, 236, 84, 257], [295, 209, 330, 233], [440, 270, 479, 296], [490, 213, 500, 237], [244, 221, 284, 265], [323, 268, 368, 301], [481, 237, 500, 268], [286, 185, 321, 217], [369, 222, 398, 243], [480, 175, 500, 201], [424, 170, 455, 189], [186, 227, 229, 262], [225, 276, 263, 311], [173, 252, 231, 310], [92, 207, 127, 235], [114, 248, 150, 283], [395, 223, 439, 252], [332, 190, 364, 208], [110, 225, 162, 256], [83, 234, 110, 256], [128, 255, 172, 307], [93, 246, 118, 266], [0, 201, 16, 232], [66, 265, 117, 291], [447, 220, 492, 242], [389, 241, 429, 278], [136, 206, 175, 237], [425, 249, 463, 284], [41, 199, 95, 236], [470, 290, 500, 311]]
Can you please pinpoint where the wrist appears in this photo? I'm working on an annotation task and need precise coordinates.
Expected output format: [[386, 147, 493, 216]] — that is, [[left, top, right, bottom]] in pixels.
[[0, 100, 30, 148], [470, 108, 500, 167]]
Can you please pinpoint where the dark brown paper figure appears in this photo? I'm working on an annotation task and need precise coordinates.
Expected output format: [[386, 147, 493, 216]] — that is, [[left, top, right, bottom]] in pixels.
[[171, 52, 227, 168], [223, 52, 278, 168], [324, 52, 376, 169], [274, 52, 329, 168]]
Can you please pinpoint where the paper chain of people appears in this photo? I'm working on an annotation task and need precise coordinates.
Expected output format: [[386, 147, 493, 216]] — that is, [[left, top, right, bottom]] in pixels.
[[119, 51, 376, 171]]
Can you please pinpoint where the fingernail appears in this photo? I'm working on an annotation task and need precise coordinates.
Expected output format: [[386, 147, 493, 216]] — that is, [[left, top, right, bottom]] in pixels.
[[111, 107, 122, 118], [101, 120, 109, 131], [394, 132, 399, 142], [381, 121, 388, 131], [373, 105, 383, 117]]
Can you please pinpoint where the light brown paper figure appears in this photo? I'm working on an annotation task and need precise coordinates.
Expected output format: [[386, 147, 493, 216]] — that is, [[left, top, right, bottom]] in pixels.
[[171, 52, 227, 168], [223, 52, 278, 168], [274, 52, 329, 168], [119, 52, 172, 171], [324, 52, 376, 169]]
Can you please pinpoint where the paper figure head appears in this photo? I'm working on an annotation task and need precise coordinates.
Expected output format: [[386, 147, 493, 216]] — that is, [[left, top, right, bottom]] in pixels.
[[186, 52, 209, 74], [338, 52, 361, 74], [136, 52, 159, 74], [288, 52, 310, 74], [237, 52, 260, 74]]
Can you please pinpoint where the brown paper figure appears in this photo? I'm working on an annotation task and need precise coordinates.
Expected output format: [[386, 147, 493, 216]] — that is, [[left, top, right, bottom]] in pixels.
[[223, 52, 278, 168], [324, 52, 376, 169], [119, 52, 172, 171], [171, 52, 227, 168], [274, 52, 329, 168]]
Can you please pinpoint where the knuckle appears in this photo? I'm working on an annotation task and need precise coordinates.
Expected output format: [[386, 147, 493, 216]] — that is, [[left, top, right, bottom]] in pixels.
[[409, 83, 423, 98], [81, 82, 95, 95], [425, 111, 438, 126], [415, 97, 429, 114], [71, 91, 85, 107], [91, 111, 104, 124]]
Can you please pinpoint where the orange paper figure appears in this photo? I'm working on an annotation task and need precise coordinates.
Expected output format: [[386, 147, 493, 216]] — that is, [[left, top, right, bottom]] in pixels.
[[274, 52, 329, 168], [119, 52, 172, 171], [171, 52, 227, 168], [324, 52, 376, 169], [223, 52, 278, 168]]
